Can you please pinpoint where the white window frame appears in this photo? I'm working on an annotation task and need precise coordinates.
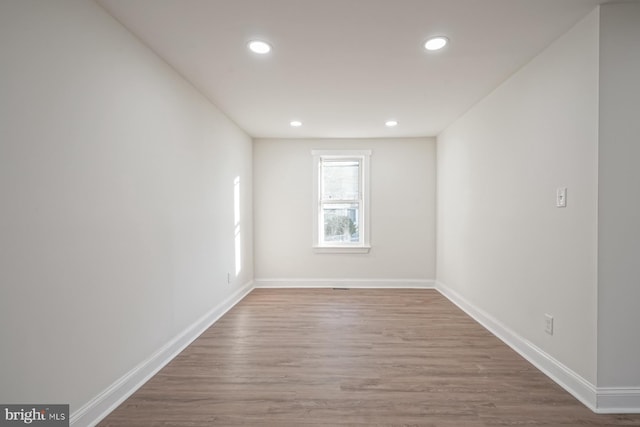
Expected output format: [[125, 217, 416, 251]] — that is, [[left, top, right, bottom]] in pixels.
[[312, 149, 371, 254]]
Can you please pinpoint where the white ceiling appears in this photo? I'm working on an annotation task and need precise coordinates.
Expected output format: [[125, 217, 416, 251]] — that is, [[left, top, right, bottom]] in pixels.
[[97, 0, 604, 139]]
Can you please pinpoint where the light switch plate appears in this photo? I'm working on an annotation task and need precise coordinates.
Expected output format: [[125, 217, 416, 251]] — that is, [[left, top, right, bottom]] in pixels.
[[556, 187, 567, 208], [545, 313, 554, 335]]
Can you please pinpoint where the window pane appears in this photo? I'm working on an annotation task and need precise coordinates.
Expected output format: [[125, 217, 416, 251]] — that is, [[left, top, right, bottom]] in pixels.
[[322, 160, 359, 200], [322, 204, 359, 243]]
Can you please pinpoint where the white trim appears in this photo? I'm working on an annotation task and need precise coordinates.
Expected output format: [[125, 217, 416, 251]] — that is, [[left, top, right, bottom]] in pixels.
[[596, 388, 640, 414], [435, 280, 598, 411], [435, 280, 640, 414], [312, 149, 371, 251], [313, 245, 371, 254], [70, 278, 640, 424], [254, 278, 434, 289], [311, 149, 372, 156], [71, 281, 254, 427]]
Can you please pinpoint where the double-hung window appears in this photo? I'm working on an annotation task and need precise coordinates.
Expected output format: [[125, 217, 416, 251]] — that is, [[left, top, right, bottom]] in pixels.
[[312, 150, 371, 253]]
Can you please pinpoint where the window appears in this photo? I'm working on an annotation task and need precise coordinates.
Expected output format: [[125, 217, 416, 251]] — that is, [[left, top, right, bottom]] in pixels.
[[312, 150, 371, 253]]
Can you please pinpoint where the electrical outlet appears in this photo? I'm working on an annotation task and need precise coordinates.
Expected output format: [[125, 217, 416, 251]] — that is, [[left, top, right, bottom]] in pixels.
[[545, 314, 554, 335]]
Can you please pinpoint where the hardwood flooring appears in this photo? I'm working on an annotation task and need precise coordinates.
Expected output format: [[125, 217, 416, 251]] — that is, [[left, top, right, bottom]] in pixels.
[[99, 289, 640, 426]]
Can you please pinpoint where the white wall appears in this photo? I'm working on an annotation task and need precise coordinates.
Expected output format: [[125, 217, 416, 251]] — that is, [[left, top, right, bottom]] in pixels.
[[0, 0, 253, 415], [597, 2, 640, 388], [437, 9, 599, 383], [253, 138, 436, 284]]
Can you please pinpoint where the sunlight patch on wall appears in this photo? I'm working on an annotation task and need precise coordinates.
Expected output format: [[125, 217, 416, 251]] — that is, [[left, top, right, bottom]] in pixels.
[[234, 176, 242, 277]]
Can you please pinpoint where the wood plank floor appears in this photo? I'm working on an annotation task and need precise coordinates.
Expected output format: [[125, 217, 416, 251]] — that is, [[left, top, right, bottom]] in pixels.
[[99, 289, 640, 426]]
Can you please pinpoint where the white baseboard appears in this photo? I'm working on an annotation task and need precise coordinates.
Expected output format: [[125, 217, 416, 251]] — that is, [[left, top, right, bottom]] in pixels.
[[434, 280, 597, 409], [254, 278, 435, 289], [70, 278, 639, 424], [71, 281, 254, 427], [435, 280, 640, 414], [596, 388, 640, 414]]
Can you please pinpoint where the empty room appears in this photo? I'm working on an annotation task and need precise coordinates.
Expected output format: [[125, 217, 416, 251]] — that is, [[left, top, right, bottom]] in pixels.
[[1, 0, 640, 426]]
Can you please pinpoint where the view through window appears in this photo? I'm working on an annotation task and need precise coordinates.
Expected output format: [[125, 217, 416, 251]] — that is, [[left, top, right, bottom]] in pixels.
[[312, 150, 371, 252]]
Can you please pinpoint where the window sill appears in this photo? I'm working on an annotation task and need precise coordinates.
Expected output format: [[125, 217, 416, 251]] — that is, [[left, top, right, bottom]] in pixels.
[[313, 246, 371, 254]]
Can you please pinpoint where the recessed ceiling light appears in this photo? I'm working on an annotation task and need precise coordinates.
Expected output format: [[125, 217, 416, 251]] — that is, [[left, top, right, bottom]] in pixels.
[[248, 40, 272, 54], [290, 120, 302, 127], [385, 120, 398, 127], [424, 36, 448, 51]]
